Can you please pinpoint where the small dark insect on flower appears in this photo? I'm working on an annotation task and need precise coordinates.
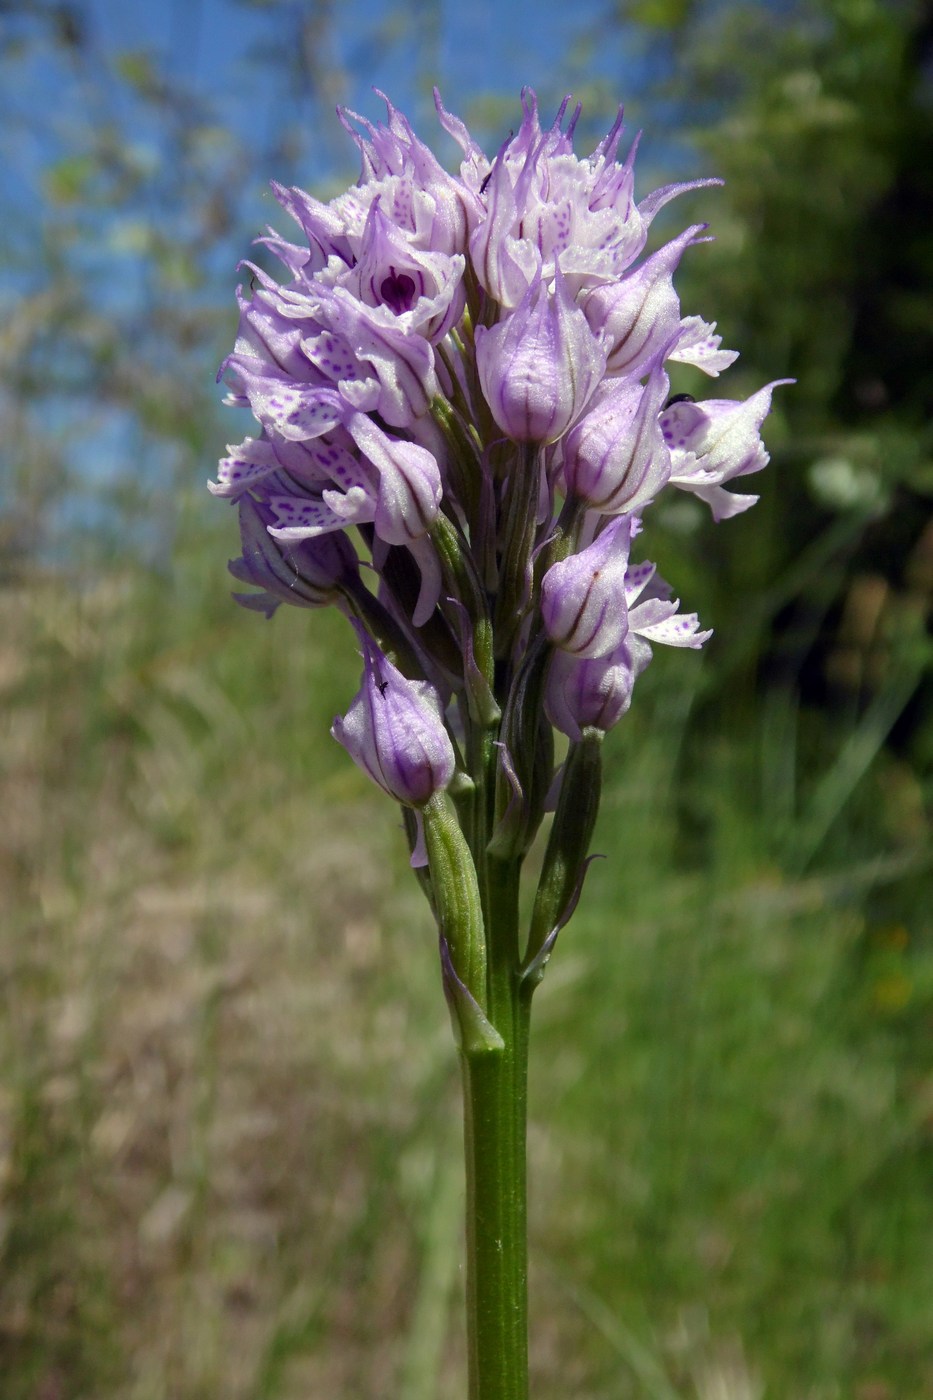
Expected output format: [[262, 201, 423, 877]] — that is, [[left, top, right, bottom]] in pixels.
[[664, 392, 696, 408], [377, 680, 389, 695], [479, 132, 511, 194]]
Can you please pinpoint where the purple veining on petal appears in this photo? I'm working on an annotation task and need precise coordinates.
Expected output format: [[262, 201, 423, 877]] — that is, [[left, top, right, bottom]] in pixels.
[[541, 516, 633, 658], [331, 625, 455, 806]]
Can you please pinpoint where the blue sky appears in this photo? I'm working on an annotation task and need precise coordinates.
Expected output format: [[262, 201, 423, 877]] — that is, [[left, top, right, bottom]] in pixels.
[[1, 0, 691, 292], [0, 0, 699, 554], [82, 0, 642, 131], [74, 0, 674, 190], [2, 0, 693, 287]]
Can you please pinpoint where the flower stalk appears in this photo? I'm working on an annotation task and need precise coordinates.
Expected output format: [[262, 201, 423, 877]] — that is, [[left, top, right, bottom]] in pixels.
[[462, 899, 531, 1400], [212, 86, 790, 1394]]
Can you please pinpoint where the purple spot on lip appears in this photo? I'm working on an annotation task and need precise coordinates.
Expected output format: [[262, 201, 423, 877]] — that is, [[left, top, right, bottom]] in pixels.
[[380, 268, 418, 313]]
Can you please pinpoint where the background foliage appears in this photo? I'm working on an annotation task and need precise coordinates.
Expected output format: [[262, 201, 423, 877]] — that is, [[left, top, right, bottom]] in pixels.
[[1, 1, 931, 1396]]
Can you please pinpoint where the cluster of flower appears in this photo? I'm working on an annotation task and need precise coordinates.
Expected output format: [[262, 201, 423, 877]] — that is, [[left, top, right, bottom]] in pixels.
[[213, 90, 787, 889]]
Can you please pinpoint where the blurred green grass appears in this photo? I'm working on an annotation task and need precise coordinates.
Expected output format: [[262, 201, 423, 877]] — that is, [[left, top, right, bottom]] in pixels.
[[1, 515, 930, 1400]]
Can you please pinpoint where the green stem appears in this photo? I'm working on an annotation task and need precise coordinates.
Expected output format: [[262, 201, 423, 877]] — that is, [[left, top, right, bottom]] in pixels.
[[461, 855, 531, 1400]]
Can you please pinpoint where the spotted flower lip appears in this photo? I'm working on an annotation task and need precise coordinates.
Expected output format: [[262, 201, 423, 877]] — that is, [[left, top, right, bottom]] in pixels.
[[262, 416, 441, 544], [662, 378, 795, 519], [332, 628, 456, 807]]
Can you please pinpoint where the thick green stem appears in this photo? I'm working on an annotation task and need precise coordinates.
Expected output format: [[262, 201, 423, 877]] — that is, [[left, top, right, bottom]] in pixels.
[[461, 856, 531, 1400]]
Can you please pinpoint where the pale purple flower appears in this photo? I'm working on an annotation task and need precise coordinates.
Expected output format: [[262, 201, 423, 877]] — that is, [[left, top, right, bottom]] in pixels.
[[475, 268, 606, 443], [262, 92, 482, 285], [332, 629, 456, 806], [540, 517, 633, 657], [545, 636, 652, 740], [583, 225, 705, 376], [348, 203, 466, 341], [560, 366, 671, 514], [543, 552, 710, 736], [260, 416, 440, 541], [661, 380, 794, 520], [466, 90, 721, 307], [467, 135, 543, 308], [542, 521, 711, 663], [228, 497, 359, 617], [266, 281, 441, 428], [334, 91, 483, 254]]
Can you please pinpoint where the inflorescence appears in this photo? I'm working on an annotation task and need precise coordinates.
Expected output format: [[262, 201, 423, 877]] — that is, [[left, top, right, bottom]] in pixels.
[[212, 89, 789, 995]]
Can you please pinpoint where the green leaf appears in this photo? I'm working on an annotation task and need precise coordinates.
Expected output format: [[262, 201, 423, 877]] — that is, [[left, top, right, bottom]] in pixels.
[[43, 156, 96, 204]]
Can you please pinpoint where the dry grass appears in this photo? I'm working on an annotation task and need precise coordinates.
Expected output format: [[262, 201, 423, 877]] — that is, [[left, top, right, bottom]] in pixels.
[[0, 577, 464, 1398], [1, 566, 931, 1399]]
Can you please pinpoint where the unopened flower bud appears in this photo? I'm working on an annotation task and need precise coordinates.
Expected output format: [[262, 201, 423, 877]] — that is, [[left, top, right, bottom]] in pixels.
[[583, 225, 703, 375], [332, 629, 456, 806], [561, 368, 671, 515], [544, 636, 651, 740], [475, 268, 605, 443], [540, 517, 632, 658]]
